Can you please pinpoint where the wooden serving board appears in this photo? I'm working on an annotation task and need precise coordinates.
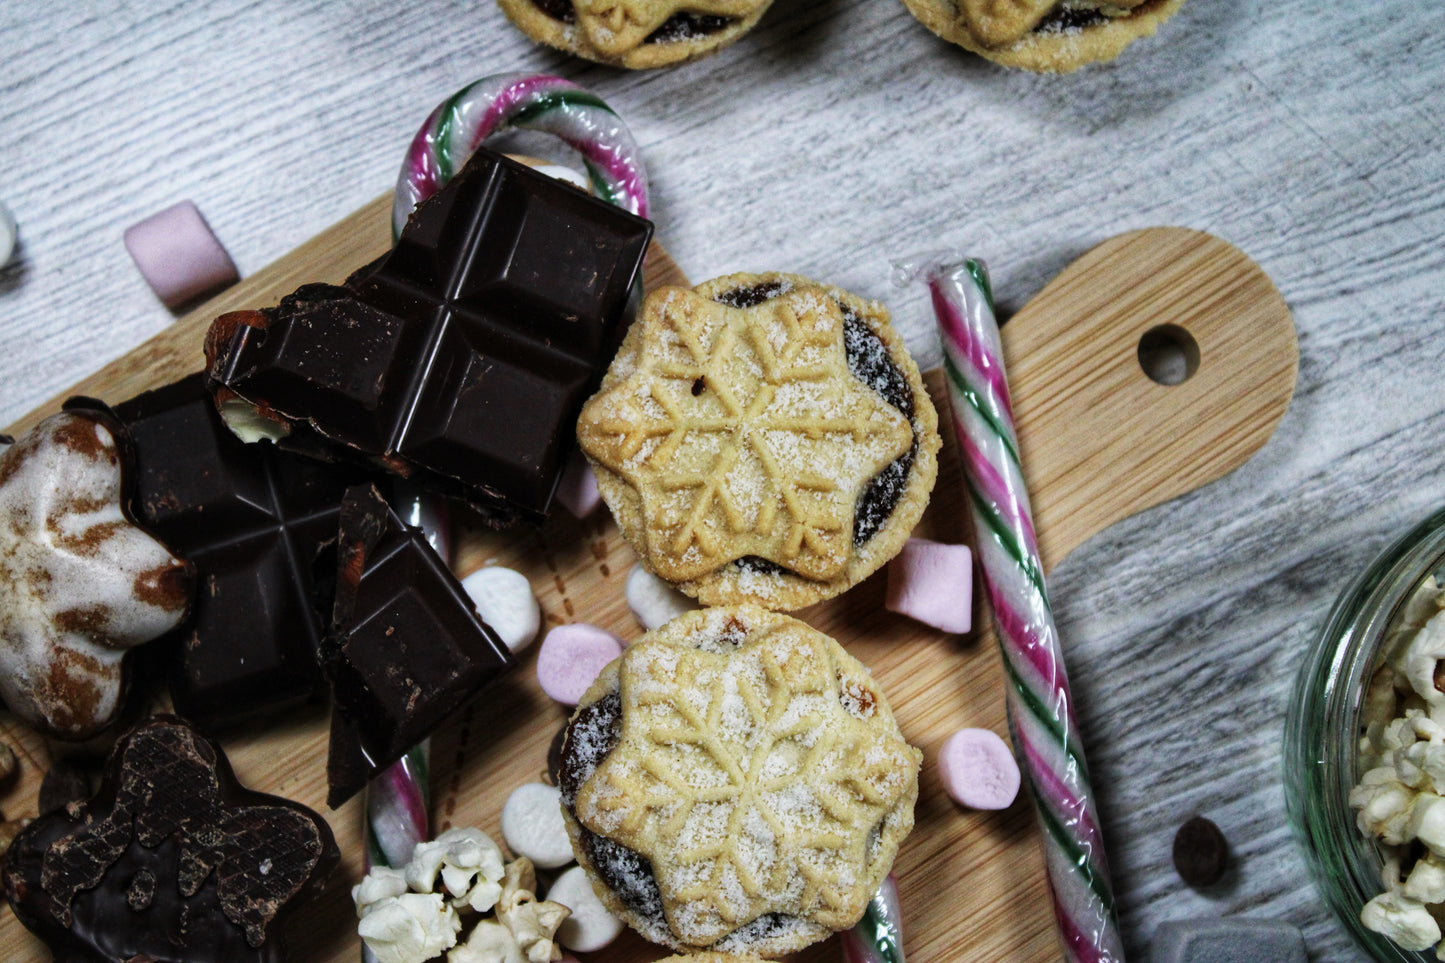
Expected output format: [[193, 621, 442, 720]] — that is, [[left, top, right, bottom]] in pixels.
[[0, 207, 1297, 963]]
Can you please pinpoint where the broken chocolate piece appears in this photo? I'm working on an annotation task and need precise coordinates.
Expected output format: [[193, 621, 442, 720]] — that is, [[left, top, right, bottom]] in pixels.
[[113, 374, 368, 730], [1, 715, 338, 963], [205, 147, 653, 526], [322, 486, 513, 807]]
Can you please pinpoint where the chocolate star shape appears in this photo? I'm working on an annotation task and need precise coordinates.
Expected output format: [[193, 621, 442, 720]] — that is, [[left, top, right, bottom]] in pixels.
[[573, 618, 919, 946], [578, 285, 914, 583], [2, 716, 338, 963], [0, 408, 192, 739], [574, 0, 772, 57]]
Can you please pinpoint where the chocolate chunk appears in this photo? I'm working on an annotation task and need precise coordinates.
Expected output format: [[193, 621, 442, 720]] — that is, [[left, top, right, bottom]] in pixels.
[[1172, 815, 1229, 887], [113, 375, 368, 730], [2, 716, 338, 963], [206, 148, 653, 526], [321, 486, 513, 807]]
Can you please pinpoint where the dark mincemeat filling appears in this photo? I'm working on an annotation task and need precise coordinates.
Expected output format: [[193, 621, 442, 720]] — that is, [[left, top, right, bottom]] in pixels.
[[713, 282, 920, 569], [559, 691, 798, 944], [528, 0, 732, 43], [1034, 7, 1111, 32]]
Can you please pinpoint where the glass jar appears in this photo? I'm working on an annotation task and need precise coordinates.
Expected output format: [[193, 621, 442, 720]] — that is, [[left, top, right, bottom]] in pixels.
[[1286, 506, 1445, 962]]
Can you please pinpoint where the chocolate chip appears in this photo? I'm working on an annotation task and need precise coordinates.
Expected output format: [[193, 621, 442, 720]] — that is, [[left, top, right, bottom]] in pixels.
[[1173, 815, 1229, 887]]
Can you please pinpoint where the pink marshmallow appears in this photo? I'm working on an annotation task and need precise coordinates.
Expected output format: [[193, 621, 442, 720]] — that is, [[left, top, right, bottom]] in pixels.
[[536, 623, 624, 706], [885, 538, 973, 634], [123, 200, 239, 308], [938, 728, 1020, 810], [554, 450, 601, 518]]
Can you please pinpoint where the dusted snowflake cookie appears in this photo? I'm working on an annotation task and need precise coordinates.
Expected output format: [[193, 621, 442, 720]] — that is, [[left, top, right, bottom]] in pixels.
[[555, 606, 921, 956], [899, 0, 1186, 72], [577, 273, 940, 611], [497, 0, 774, 68]]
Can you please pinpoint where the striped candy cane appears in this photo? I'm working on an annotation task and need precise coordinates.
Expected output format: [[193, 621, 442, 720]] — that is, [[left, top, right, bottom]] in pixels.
[[842, 873, 907, 963], [364, 79, 648, 961], [929, 258, 1124, 963], [361, 486, 449, 963], [393, 72, 650, 239]]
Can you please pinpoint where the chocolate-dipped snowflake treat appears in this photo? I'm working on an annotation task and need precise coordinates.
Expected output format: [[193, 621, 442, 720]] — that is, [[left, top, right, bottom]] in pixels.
[[556, 606, 921, 957], [1, 715, 338, 963], [577, 272, 940, 610]]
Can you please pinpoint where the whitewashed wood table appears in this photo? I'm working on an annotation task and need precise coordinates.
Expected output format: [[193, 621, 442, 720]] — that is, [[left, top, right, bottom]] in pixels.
[[2, 1, 1443, 960]]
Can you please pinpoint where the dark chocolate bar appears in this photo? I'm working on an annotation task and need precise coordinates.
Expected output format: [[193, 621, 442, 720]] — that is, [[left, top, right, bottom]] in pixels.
[[114, 374, 366, 730], [205, 147, 653, 525], [322, 485, 513, 807], [2, 715, 339, 963]]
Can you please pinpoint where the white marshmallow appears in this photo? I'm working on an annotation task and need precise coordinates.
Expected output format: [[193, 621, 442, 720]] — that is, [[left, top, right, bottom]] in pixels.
[[462, 567, 542, 654], [625, 563, 698, 631], [546, 865, 622, 953], [501, 783, 574, 870]]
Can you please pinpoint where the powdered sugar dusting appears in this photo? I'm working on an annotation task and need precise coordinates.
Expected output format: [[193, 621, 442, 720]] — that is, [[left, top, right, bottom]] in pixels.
[[569, 608, 920, 947]]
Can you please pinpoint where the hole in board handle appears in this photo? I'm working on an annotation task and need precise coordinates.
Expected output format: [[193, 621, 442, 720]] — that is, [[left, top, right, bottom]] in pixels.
[[1137, 324, 1200, 386]]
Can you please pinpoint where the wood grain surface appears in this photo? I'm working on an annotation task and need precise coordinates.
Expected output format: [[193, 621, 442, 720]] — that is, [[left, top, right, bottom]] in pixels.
[[3, 2, 1444, 961], [0, 214, 1295, 963]]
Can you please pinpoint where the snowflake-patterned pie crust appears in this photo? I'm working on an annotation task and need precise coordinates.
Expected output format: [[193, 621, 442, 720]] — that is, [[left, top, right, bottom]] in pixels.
[[897, 0, 1187, 73], [578, 273, 939, 611], [562, 606, 920, 956], [497, 0, 775, 69]]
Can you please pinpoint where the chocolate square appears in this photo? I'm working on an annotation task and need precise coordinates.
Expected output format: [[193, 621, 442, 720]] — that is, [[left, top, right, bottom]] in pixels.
[[206, 148, 653, 524], [322, 485, 513, 807], [114, 374, 366, 730]]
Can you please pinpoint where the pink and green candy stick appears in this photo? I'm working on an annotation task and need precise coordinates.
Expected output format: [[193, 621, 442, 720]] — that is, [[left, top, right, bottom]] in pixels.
[[393, 72, 650, 239], [365, 80, 648, 961], [842, 873, 907, 963], [929, 258, 1124, 963], [361, 487, 448, 963]]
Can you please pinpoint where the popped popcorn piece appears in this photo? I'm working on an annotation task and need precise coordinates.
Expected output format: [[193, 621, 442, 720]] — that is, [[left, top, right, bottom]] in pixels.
[[353, 826, 567, 963], [1405, 854, 1445, 905], [357, 892, 462, 963], [1351, 577, 1445, 957], [408, 827, 507, 912], [1361, 889, 1440, 952], [450, 919, 524, 963], [353, 865, 408, 915], [494, 857, 569, 963]]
